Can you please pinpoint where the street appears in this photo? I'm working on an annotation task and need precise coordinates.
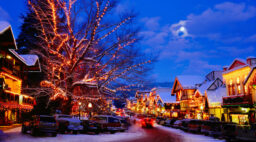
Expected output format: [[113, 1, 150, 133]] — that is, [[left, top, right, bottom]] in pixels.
[[121, 125, 225, 142], [1, 124, 225, 142], [0, 125, 145, 142]]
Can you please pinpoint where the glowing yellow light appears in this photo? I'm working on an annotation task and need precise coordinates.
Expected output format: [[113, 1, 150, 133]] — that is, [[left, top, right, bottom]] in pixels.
[[237, 77, 240, 84], [88, 102, 92, 108]]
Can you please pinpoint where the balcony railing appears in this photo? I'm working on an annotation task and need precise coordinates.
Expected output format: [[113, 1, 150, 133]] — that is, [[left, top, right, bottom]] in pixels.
[[0, 59, 22, 78], [222, 94, 252, 106]]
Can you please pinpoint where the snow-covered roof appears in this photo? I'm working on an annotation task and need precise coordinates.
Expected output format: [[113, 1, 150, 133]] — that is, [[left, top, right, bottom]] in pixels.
[[0, 25, 17, 50], [0, 23, 10, 33], [197, 80, 214, 95], [176, 75, 205, 89], [9, 49, 40, 68], [72, 80, 116, 93], [19, 54, 39, 66], [156, 88, 176, 103], [207, 87, 226, 107], [223, 64, 248, 74]]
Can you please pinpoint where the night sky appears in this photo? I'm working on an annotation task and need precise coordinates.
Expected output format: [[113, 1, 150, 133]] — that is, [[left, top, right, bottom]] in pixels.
[[0, 0, 256, 82]]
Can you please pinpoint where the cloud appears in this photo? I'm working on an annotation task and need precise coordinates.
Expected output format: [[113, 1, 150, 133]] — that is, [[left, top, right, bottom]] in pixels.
[[139, 2, 256, 78], [183, 60, 221, 74], [0, 6, 10, 21], [170, 20, 190, 38], [170, 2, 256, 42], [141, 17, 160, 30]]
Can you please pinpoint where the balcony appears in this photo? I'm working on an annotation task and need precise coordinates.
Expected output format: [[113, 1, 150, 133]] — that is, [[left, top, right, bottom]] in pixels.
[[0, 59, 22, 78], [222, 94, 252, 107]]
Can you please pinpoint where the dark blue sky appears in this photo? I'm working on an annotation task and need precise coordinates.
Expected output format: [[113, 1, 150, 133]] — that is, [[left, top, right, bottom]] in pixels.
[[1, 0, 256, 82]]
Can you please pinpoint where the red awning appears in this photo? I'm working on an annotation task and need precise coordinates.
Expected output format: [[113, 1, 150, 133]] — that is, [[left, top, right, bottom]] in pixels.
[[0, 102, 33, 110]]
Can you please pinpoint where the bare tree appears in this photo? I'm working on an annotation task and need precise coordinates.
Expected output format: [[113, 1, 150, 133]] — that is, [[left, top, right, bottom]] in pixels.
[[24, 0, 152, 112]]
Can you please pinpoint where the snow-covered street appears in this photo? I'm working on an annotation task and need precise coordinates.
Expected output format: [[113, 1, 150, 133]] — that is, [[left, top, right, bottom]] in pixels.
[[156, 125, 225, 142], [1, 125, 146, 142]]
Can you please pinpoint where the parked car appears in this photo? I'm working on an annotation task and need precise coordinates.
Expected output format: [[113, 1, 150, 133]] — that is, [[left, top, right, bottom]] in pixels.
[[180, 119, 191, 131], [0, 130, 7, 140], [236, 123, 256, 141], [188, 119, 203, 133], [54, 114, 83, 134], [164, 118, 177, 127], [172, 120, 182, 129], [116, 116, 131, 132], [21, 115, 57, 137], [200, 120, 222, 137], [141, 117, 155, 128], [91, 115, 122, 134], [221, 122, 237, 141], [156, 117, 166, 125], [81, 120, 101, 134]]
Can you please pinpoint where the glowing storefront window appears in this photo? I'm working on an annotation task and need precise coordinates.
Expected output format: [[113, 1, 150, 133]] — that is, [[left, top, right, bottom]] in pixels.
[[229, 79, 233, 85], [237, 77, 240, 84], [238, 85, 241, 94], [244, 86, 248, 94]]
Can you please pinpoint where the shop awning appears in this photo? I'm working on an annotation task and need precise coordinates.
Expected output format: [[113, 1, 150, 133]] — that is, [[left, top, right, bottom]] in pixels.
[[0, 102, 33, 110]]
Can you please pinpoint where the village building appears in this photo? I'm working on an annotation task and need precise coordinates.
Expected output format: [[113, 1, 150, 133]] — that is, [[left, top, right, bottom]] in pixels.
[[71, 81, 116, 117], [151, 87, 177, 117], [222, 57, 256, 124], [196, 71, 226, 120], [171, 75, 205, 119], [0, 25, 40, 125]]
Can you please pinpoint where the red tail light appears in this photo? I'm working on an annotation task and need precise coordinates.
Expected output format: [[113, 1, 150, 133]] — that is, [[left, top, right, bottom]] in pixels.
[[35, 117, 40, 126]]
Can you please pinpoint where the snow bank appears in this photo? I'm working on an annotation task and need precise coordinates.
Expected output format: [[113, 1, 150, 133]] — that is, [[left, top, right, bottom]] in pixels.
[[1, 125, 145, 142], [156, 125, 225, 142]]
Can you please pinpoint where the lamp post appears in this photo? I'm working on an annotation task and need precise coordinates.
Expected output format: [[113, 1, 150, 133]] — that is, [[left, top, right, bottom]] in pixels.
[[88, 102, 92, 118], [200, 105, 204, 120], [78, 102, 82, 120]]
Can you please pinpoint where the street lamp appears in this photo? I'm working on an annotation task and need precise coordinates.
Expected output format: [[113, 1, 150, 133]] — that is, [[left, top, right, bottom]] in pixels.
[[78, 102, 82, 120], [88, 102, 92, 118]]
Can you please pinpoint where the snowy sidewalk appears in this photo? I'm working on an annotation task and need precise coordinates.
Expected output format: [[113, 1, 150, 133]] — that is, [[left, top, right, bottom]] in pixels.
[[156, 125, 225, 142], [1, 125, 146, 142]]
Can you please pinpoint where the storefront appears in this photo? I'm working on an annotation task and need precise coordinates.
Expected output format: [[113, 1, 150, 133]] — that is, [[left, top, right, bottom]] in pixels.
[[222, 107, 255, 124]]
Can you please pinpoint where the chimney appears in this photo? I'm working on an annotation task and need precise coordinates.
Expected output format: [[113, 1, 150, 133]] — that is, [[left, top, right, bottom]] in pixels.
[[223, 66, 228, 71], [247, 56, 256, 66], [247, 57, 252, 66]]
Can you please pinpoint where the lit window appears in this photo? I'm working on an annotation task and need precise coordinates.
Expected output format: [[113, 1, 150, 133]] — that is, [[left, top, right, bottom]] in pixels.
[[238, 85, 241, 94], [229, 80, 233, 85], [237, 77, 240, 84], [245, 86, 248, 94]]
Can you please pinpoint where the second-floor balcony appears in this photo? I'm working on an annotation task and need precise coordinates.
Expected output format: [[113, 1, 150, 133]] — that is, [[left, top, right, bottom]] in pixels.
[[222, 94, 252, 106]]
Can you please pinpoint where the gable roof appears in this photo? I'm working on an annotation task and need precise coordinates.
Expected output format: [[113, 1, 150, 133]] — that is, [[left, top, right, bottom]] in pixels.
[[227, 58, 248, 70], [244, 65, 256, 86], [197, 80, 214, 95], [20, 55, 39, 66], [0, 25, 17, 50], [176, 75, 205, 89], [156, 88, 176, 103]]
